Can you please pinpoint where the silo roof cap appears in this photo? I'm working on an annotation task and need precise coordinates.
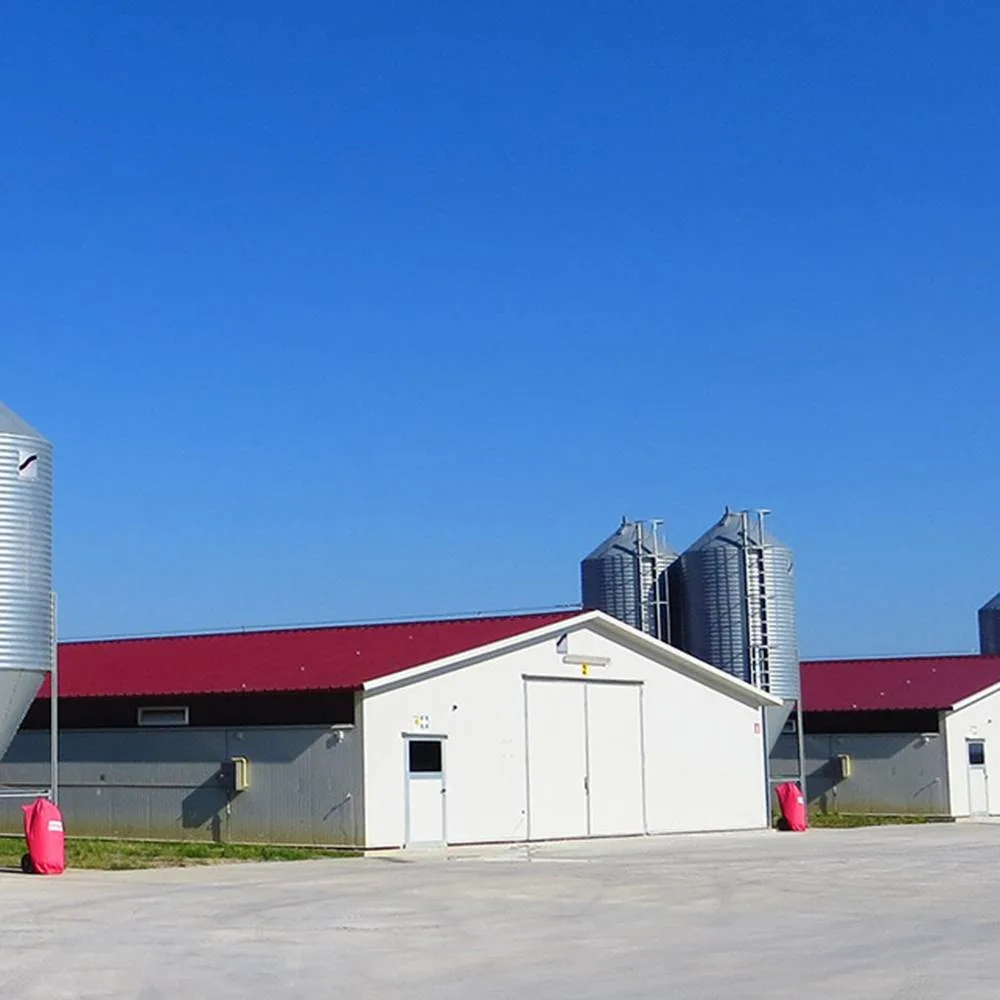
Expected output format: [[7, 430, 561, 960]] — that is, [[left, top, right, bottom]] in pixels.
[[0, 402, 47, 441], [683, 508, 788, 552], [582, 520, 677, 562], [981, 592, 1000, 612]]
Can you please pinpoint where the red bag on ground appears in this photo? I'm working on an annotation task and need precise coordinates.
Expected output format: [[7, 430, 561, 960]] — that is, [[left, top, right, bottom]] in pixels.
[[775, 782, 808, 832], [22, 798, 66, 874]]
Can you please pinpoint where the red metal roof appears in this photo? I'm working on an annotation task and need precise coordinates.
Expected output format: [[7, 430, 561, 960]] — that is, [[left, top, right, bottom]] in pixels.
[[41, 612, 578, 700], [802, 655, 1000, 712]]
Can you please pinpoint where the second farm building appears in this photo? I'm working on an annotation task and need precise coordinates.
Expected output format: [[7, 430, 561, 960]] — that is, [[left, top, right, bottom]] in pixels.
[[0, 610, 779, 847]]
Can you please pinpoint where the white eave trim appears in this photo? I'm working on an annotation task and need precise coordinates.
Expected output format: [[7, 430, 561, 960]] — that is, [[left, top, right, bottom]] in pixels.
[[949, 679, 1000, 714], [362, 610, 782, 707]]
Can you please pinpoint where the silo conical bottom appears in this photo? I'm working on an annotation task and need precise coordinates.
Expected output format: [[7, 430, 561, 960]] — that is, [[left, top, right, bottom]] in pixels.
[[0, 670, 44, 761], [764, 702, 795, 753]]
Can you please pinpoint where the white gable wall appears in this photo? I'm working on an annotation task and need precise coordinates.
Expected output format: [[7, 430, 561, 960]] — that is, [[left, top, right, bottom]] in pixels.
[[944, 688, 1000, 816], [360, 624, 768, 848]]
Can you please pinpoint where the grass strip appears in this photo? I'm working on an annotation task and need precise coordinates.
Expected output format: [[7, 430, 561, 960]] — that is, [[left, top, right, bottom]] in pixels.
[[0, 834, 360, 871], [807, 812, 945, 828]]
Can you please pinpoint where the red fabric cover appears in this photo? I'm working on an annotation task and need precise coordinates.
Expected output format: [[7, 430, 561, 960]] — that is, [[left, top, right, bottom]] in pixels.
[[775, 782, 808, 832], [22, 798, 66, 874]]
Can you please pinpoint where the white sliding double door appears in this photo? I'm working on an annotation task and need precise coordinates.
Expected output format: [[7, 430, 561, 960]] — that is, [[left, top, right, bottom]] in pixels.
[[525, 679, 645, 841]]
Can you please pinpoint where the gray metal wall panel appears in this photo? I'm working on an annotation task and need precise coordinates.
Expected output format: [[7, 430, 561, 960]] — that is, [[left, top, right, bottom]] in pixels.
[[771, 732, 949, 815], [224, 727, 360, 844], [0, 725, 363, 844]]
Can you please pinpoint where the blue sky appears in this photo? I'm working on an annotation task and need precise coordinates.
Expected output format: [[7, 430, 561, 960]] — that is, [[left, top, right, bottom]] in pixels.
[[2, 2, 998, 656]]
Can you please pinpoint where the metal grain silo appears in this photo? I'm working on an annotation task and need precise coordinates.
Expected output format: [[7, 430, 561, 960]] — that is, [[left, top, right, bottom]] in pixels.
[[0, 402, 53, 759], [670, 508, 799, 699], [581, 518, 676, 641], [979, 594, 1000, 655]]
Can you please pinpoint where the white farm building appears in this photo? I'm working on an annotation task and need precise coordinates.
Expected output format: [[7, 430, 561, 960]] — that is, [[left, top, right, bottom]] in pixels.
[[360, 611, 779, 846]]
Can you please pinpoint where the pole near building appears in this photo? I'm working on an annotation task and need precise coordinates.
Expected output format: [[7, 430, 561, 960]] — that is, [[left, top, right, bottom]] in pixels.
[[50, 592, 59, 807], [795, 695, 806, 805]]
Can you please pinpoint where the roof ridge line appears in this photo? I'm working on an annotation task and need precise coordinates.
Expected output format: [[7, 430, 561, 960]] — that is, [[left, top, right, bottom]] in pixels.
[[804, 652, 988, 664], [60, 607, 582, 645]]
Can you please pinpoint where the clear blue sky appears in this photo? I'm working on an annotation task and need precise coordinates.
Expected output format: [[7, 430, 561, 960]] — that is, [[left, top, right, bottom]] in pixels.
[[2, 3, 997, 657]]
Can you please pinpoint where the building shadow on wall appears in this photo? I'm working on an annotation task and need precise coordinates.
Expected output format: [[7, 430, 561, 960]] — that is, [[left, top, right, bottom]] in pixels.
[[181, 773, 228, 842]]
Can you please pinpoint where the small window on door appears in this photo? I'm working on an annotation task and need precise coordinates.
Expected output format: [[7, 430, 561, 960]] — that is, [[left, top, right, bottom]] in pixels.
[[969, 741, 986, 766], [409, 739, 442, 774]]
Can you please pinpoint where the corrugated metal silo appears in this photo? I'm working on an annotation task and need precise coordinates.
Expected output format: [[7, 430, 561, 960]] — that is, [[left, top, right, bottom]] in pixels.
[[581, 518, 676, 641], [670, 508, 799, 700], [0, 402, 53, 759], [979, 594, 1000, 655]]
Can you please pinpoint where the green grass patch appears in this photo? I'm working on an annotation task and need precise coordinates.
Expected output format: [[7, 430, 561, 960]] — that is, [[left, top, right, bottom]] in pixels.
[[0, 835, 360, 871], [807, 812, 945, 829]]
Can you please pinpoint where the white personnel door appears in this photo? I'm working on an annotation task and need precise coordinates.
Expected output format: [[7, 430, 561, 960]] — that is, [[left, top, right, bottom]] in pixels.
[[405, 737, 446, 845], [525, 680, 588, 840], [586, 683, 645, 836], [967, 739, 990, 817]]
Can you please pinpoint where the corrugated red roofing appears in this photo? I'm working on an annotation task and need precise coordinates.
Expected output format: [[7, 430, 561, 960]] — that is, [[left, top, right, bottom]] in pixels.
[[40, 612, 578, 700], [802, 655, 1000, 712]]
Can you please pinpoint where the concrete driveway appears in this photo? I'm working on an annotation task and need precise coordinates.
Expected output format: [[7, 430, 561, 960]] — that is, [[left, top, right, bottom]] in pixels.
[[1, 823, 996, 999]]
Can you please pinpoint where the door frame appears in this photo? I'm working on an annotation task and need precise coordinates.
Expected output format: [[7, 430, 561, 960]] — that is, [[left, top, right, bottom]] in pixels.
[[402, 733, 448, 847], [522, 676, 646, 841], [965, 737, 990, 817]]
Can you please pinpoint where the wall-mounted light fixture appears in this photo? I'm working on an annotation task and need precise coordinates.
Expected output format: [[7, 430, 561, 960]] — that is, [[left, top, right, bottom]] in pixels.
[[561, 654, 611, 667]]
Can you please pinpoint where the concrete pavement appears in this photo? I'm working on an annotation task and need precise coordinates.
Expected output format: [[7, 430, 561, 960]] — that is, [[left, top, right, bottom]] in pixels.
[[2, 823, 997, 999]]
